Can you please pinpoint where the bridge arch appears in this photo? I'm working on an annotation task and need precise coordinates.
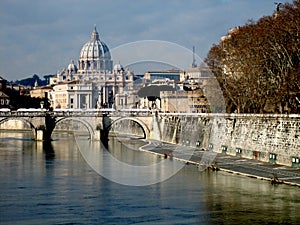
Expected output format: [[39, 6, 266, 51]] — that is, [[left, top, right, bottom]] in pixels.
[[0, 117, 36, 138], [54, 117, 95, 139], [107, 117, 150, 139]]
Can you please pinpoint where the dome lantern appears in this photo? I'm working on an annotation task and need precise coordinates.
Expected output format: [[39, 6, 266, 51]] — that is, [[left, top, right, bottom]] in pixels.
[[91, 25, 99, 41]]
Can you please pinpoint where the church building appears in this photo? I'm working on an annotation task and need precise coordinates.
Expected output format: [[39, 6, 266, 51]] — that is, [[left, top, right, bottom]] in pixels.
[[49, 26, 134, 109]]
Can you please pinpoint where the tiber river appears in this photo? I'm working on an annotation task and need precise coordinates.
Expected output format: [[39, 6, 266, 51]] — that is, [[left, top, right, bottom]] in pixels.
[[0, 131, 300, 224]]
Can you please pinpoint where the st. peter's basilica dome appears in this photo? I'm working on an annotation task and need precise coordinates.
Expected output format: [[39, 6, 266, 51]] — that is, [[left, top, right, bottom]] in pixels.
[[78, 25, 113, 73]]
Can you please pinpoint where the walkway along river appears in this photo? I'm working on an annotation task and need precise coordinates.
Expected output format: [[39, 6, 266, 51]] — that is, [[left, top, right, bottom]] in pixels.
[[138, 138, 300, 187]]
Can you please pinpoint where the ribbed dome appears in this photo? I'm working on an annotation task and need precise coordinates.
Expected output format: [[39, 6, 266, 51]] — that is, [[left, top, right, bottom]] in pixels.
[[78, 25, 113, 73], [79, 26, 111, 60]]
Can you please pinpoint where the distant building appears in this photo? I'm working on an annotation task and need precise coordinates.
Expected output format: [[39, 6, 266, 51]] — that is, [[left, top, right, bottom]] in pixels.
[[180, 63, 225, 113], [0, 91, 10, 108], [138, 64, 215, 113], [187, 89, 210, 113], [160, 90, 188, 113], [144, 70, 181, 83], [139, 96, 161, 110], [160, 89, 209, 113], [49, 80, 97, 109], [139, 70, 181, 110], [0, 76, 10, 108], [180, 63, 214, 82], [115, 92, 139, 110], [30, 86, 53, 99], [49, 26, 135, 109]]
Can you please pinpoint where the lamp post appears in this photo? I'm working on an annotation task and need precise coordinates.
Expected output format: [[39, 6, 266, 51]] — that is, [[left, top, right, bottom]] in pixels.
[[40, 101, 44, 110]]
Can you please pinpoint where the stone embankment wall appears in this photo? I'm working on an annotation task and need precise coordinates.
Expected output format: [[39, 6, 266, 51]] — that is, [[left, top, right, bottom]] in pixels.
[[155, 114, 300, 167], [212, 114, 300, 167]]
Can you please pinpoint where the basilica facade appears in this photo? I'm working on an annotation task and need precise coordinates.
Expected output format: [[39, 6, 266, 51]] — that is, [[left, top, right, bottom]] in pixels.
[[49, 26, 135, 109]]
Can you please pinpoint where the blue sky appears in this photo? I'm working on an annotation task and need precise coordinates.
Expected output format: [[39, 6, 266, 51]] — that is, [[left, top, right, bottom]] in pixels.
[[0, 0, 292, 80]]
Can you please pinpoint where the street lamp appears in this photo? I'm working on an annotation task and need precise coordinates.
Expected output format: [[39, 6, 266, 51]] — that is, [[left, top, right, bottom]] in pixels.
[[40, 101, 44, 110]]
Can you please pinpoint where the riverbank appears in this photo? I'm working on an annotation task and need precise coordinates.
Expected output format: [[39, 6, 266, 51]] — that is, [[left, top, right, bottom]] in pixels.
[[137, 139, 300, 187]]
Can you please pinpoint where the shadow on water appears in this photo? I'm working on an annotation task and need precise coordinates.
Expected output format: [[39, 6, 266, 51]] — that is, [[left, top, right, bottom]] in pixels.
[[42, 141, 55, 162]]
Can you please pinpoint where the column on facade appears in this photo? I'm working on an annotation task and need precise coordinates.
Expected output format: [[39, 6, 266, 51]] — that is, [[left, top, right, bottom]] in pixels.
[[103, 86, 107, 106], [76, 94, 80, 108], [97, 60, 100, 70], [85, 94, 89, 109]]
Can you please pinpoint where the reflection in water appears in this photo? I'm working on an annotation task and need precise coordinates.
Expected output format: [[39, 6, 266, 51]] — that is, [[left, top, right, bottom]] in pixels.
[[43, 141, 55, 161], [0, 131, 300, 224], [42, 141, 55, 175], [77, 135, 189, 186], [200, 171, 300, 224]]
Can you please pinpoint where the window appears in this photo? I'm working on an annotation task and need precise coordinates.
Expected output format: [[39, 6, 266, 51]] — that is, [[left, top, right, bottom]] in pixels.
[[221, 145, 227, 153], [236, 148, 242, 156], [269, 153, 277, 163], [292, 157, 300, 167], [269, 153, 277, 160]]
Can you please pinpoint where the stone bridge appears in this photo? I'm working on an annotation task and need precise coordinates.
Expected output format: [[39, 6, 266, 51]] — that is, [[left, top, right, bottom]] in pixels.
[[0, 110, 155, 141]]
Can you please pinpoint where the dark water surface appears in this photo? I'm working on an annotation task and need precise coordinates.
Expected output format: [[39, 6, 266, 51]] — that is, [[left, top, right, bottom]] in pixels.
[[0, 131, 300, 224]]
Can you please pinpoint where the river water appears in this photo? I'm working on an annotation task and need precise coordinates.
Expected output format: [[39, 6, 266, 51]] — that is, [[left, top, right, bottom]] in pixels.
[[1, 131, 300, 224]]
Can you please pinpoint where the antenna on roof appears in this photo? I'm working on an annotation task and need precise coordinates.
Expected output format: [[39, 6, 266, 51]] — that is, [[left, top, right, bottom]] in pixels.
[[191, 46, 197, 68]]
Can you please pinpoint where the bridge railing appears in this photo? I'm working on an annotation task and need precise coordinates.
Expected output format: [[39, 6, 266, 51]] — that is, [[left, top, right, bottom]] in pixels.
[[0, 108, 154, 117], [51, 108, 153, 117], [0, 109, 47, 117]]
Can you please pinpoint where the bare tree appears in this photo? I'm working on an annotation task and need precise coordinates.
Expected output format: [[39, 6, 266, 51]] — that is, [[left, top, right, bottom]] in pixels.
[[205, 0, 300, 113]]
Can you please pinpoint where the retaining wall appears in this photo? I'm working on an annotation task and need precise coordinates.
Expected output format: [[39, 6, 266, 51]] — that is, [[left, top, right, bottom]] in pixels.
[[156, 114, 300, 167]]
